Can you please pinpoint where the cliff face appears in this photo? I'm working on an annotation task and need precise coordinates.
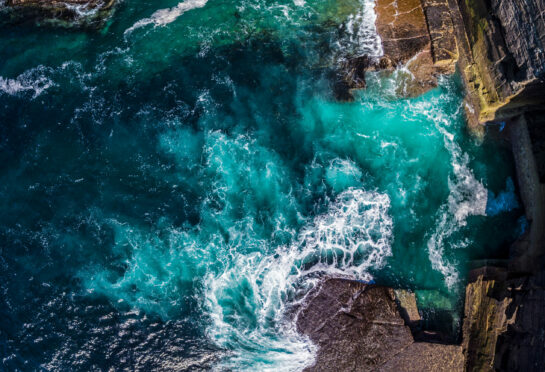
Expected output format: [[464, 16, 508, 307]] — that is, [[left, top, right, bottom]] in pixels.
[[457, 0, 545, 124], [306, 2, 545, 371], [463, 269, 545, 371]]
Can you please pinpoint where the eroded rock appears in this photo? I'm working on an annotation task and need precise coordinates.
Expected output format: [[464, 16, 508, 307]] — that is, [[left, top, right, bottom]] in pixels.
[[296, 278, 463, 372], [4, 0, 115, 25], [462, 268, 545, 371], [457, 0, 545, 123]]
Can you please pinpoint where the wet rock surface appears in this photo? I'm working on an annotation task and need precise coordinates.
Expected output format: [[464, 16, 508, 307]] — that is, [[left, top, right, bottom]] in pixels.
[[296, 278, 463, 372], [4, 0, 115, 25], [457, 0, 545, 123], [421, 0, 458, 68], [374, 0, 430, 64]]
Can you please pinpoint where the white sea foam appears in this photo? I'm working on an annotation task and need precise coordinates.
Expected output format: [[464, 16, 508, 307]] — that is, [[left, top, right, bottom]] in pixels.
[[61, 1, 102, 17], [124, 0, 208, 35], [0, 66, 54, 99], [415, 94, 488, 288], [335, 0, 383, 59], [205, 188, 393, 369]]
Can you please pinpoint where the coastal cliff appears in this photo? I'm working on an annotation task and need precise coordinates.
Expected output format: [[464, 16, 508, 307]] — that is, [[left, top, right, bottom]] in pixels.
[[302, 0, 545, 371], [457, 0, 545, 125]]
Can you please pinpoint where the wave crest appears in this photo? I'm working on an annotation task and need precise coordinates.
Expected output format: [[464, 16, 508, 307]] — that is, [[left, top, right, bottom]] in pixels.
[[205, 188, 393, 369], [124, 0, 208, 35], [0, 66, 54, 99]]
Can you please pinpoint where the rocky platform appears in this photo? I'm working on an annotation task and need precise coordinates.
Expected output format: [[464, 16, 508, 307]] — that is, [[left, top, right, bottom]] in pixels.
[[296, 278, 464, 372]]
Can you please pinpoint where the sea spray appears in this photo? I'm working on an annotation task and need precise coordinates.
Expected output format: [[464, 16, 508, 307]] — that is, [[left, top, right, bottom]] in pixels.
[[205, 188, 393, 369], [0, 0, 523, 369], [0, 66, 54, 98], [124, 0, 209, 35]]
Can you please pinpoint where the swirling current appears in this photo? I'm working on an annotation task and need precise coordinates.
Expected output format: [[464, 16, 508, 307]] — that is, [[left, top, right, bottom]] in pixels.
[[0, 0, 523, 370]]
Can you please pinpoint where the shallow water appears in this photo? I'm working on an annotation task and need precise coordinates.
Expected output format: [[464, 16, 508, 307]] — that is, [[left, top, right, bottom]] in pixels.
[[0, 0, 522, 370]]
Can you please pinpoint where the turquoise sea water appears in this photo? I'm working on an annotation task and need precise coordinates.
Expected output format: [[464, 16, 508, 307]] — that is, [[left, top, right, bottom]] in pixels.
[[0, 0, 523, 370]]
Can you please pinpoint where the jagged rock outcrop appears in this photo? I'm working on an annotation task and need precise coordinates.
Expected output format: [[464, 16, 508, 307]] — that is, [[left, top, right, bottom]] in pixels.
[[456, 0, 545, 124], [462, 272, 515, 371], [462, 268, 545, 371], [296, 278, 464, 372], [4, 0, 115, 24]]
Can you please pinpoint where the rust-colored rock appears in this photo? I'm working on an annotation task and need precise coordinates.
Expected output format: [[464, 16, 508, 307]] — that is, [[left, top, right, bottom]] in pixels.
[[421, 0, 458, 69], [371, 0, 460, 97], [374, 0, 431, 64]]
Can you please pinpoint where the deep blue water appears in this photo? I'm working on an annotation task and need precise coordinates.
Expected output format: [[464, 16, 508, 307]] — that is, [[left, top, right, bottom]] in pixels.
[[0, 0, 523, 370]]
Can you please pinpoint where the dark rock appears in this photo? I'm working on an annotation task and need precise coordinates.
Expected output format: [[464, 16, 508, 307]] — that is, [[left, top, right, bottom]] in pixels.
[[342, 55, 371, 90], [4, 0, 115, 25], [333, 56, 372, 101], [297, 279, 412, 371], [456, 0, 545, 123], [508, 115, 545, 273], [296, 278, 463, 372], [377, 343, 464, 372], [462, 269, 545, 371]]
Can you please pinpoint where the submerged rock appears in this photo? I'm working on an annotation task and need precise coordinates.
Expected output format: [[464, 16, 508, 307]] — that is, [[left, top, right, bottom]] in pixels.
[[333, 56, 372, 101], [296, 278, 464, 372], [4, 0, 115, 26]]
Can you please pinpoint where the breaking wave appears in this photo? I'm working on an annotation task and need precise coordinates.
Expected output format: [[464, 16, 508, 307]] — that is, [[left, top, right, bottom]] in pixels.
[[0, 66, 54, 98], [422, 90, 488, 288], [205, 188, 393, 370], [124, 0, 208, 35], [334, 0, 383, 60]]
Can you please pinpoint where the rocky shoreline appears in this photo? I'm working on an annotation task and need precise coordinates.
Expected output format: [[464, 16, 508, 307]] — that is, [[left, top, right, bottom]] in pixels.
[[3, 0, 543, 369], [2, 0, 115, 25], [301, 0, 545, 371]]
